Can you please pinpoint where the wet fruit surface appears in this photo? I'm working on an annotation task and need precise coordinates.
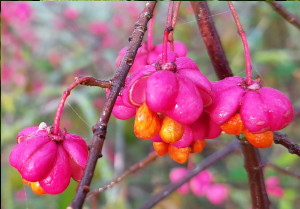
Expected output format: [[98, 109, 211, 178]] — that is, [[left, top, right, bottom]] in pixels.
[[190, 140, 206, 153], [168, 145, 190, 164], [153, 142, 168, 156], [134, 103, 161, 139], [243, 129, 274, 148], [159, 116, 184, 143], [221, 113, 244, 135]]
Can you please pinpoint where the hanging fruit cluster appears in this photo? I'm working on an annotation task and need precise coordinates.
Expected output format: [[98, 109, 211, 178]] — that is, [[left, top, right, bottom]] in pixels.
[[8, 1, 295, 197], [110, 1, 294, 164]]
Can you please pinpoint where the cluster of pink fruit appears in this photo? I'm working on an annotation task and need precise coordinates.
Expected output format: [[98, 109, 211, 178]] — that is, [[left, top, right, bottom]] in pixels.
[[8, 4, 294, 197], [111, 39, 294, 163], [170, 168, 229, 205], [111, 41, 222, 164]]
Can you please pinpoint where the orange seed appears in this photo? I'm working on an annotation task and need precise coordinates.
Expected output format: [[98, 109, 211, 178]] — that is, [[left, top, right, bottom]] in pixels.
[[243, 129, 274, 148], [134, 103, 161, 139], [168, 145, 190, 164], [31, 182, 46, 195], [221, 113, 244, 135], [190, 140, 206, 153], [159, 116, 184, 143], [153, 142, 168, 156], [22, 178, 31, 186]]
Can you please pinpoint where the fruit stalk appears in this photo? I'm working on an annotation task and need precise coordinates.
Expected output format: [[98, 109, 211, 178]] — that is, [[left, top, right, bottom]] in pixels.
[[52, 77, 112, 135], [169, 1, 181, 51], [147, 9, 155, 51], [227, 1, 252, 85], [162, 1, 174, 64]]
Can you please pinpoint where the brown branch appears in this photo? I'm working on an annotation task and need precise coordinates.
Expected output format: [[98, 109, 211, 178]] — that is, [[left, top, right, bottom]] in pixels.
[[137, 140, 240, 209], [190, 1, 232, 80], [266, 2, 300, 31], [239, 139, 270, 209], [68, 2, 157, 209], [76, 76, 112, 89], [264, 162, 300, 180], [191, 2, 270, 209], [274, 132, 300, 157], [87, 152, 158, 199]]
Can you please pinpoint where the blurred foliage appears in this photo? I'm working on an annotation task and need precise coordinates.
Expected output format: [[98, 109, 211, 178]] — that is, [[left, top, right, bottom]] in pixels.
[[1, 2, 300, 209]]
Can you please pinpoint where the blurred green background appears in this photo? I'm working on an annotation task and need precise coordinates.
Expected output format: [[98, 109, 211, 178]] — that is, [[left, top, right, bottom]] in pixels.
[[1, 2, 300, 209]]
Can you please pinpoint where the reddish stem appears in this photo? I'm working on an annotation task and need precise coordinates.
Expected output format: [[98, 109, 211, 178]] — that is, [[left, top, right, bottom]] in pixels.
[[169, 1, 181, 51], [52, 80, 81, 135], [228, 2, 252, 85], [52, 77, 112, 135], [147, 10, 155, 51], [162, 1, 174, 64]]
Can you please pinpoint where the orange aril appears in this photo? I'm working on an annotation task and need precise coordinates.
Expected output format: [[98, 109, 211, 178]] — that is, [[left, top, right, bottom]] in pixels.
[[190, 140, 206, 153], [22, 178, 31, 186], [243, 129, 274, 148], [221, 113, 244, 135], [168, 145, 190, 164], [159, 116, 184, 143], [134, 103, 161, 139], [153, 142, 168, 156], [31, 182, 46, 195]]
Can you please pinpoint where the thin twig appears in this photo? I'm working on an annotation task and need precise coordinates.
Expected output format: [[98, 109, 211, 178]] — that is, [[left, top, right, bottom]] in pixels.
[[87, 152, 158, 199], [137, 140, 240, 209], [191, 2, 270, 209], [274, 132, 300, 157], [264, 162, 300, 180], [266, 2, 300, 31], [76, 76, 112, 88], [68, 2, 157, 209], [190, 1, 232, 80]]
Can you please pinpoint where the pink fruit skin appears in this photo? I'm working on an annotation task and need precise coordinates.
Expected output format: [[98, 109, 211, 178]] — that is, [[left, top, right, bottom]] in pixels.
[[116, 41, 187, 74], [190, 170, 214, 196], [112, 94, 136, 120], [266, 176, 284, 198], [40, 146, 71, 195], [146, 70, 179, 112], [177, 64, 213, 107], [171, 126, 193, 148], [240, 90, 270, 133], [266, 176, 280, 188], [208, 85, 245, 126], [16, 126, 48, 143], [165, 75, 203, 125], [149, 134, 164, 142], [154, 41, 188, 59], [205, 184, 229, 205], [122, 65, 156, 108], [169, 168, 189, 195], [116, 45, 148, 74], [208, 76, 294, 134], [190, 112, 221, 140], [259, 87, 294, 131], [9, 125, 88, 194]]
